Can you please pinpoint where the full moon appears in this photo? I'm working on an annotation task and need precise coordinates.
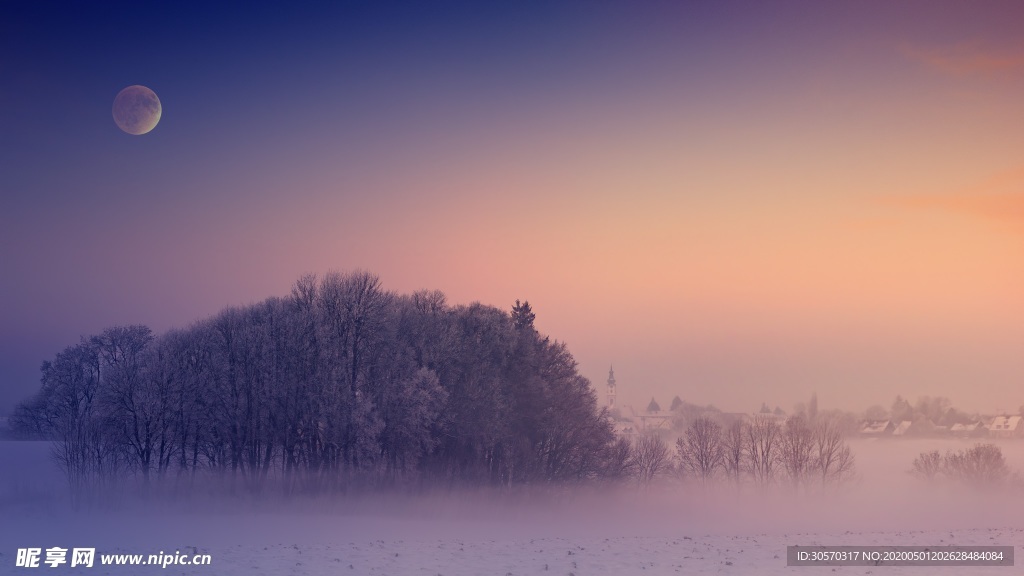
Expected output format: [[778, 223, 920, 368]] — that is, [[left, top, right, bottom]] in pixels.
[[112, 85, 162, 135]]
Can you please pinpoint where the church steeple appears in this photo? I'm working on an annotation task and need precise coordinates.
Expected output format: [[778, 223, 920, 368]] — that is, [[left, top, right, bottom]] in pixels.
[[607, 365, 616, 409]]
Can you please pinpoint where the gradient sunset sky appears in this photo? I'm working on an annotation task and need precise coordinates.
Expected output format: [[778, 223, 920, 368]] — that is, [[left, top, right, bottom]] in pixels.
[[2, 1, 1023, 416]]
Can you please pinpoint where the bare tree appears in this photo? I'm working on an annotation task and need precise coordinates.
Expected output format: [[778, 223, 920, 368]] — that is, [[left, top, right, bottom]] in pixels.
[[8, 394, 52, 440], [317, 270, 391, 474], [35, 340, 123, 507], [780, 415, 815, 490], [676, 417, 723, 488], [746, 414, 780, 488], [812, 417, 855, 487], [93, 326, 164, 485], [138, 334, 182, 481], [163, 326, 213, 483], [720, 419, 746, 488], [600, 436, 635, 482], [630, 434, 670, 488]]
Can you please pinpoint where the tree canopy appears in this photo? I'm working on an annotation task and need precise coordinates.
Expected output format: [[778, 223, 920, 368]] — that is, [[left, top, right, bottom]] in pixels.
[[13, 271, 619, 496]]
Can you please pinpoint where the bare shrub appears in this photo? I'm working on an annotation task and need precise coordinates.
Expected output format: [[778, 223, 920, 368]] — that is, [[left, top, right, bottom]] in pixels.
[[942, 444, 1011, 489], [911, 444, 1014, 490], [910, 450, 942, 483]]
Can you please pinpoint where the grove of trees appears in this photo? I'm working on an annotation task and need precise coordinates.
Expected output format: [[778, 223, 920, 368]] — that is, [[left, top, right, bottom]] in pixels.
[[11, 271, 627, 502], [614, 413, 857, 492], [670, 414, 856, 491]]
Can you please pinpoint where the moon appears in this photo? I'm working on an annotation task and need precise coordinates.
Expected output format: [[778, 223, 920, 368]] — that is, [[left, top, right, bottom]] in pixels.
[[112, 85, 162, 135]]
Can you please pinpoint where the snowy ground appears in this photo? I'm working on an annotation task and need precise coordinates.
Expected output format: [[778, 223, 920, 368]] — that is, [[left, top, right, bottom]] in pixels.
[[55, 528, 1017, 576], [3, 518, 1019, 575], [2, 440, 1022, 575]]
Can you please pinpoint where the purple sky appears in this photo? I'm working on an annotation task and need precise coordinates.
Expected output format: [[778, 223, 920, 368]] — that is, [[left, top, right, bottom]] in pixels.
[[2, 1, 1024, 416]]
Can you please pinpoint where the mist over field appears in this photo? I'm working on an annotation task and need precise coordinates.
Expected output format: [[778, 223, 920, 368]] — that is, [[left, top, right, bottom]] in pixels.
[[2, 438, 1021, 575]]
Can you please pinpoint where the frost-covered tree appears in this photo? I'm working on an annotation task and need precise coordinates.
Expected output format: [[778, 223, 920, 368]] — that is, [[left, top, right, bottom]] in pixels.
[[30, 339, 121, 506], [14, 270, 621, 496], [92, 326, 162, 483]]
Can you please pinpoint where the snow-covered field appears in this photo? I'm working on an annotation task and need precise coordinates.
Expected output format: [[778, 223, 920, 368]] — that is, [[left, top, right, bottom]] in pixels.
[[2, 440, 1021, 575], [9, 528, 1009, 576]]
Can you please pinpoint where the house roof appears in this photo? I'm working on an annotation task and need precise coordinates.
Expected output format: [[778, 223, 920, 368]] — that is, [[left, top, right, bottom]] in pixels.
[[861, 420, 893, 434], [612, 422, 637, 435], [893, 420, 913, 435], [988, 415, 1022, 431], [637, 412, 672, 431]]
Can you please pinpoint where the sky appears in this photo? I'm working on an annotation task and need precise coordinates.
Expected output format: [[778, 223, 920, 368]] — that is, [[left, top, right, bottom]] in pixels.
[[1, 0, 1023, 417]]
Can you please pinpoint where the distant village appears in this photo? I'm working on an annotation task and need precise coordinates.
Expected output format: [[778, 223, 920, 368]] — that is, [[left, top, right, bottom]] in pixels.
[[603, 367, 1024, 440], [858, 415, 1023, 439]]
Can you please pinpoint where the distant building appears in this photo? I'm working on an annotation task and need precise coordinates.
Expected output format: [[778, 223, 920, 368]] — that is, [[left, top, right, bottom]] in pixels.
[[748, 412, 787, 426], [950, 422, 986, 438], [892, 420, 913, 436], [612, 421, 638, 438], [860, 420, 895, 436], [988, 415, 1023, 438], [720, 412, 753, 426], [605, 367, 644, 438], [628, 396, 668, 433], [893, 419, 947, 437], [636, 409, 672, 433]]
